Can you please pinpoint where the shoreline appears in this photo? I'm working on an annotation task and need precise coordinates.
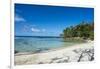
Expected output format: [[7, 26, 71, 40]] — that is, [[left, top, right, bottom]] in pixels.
[[15, 41, 88, 56], [15, 41, 94, 65]]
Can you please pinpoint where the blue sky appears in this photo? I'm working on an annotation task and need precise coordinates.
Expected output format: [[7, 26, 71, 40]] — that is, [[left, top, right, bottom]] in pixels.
[[15, 4, 94, 36]]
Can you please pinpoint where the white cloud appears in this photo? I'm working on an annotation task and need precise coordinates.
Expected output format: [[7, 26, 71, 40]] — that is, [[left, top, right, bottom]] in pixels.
[[15, 14, 26, 22], [31, 28, 46, 33], [31, 27, 40, 32]]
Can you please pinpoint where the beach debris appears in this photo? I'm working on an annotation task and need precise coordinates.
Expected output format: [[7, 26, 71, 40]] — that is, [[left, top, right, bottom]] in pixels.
[[72, 48, 94, 62]]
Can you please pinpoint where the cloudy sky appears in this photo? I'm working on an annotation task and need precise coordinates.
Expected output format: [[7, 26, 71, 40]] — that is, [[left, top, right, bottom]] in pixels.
[[15, 4, 94, 36]]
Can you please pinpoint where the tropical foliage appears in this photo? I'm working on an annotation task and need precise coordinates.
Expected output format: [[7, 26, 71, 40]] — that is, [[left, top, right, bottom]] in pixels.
[[61, 21, 94, 40]]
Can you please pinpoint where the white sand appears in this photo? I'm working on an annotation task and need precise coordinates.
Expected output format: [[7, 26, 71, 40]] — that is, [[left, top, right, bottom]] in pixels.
[[15, 41, 94, 65]]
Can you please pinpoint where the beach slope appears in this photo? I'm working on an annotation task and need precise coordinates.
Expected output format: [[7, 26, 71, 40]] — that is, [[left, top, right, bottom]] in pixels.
[[15, 41, 94, 65]]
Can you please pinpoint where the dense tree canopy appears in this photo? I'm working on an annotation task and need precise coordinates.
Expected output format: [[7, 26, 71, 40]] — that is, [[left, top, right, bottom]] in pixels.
[[61, 21, 94, 40]]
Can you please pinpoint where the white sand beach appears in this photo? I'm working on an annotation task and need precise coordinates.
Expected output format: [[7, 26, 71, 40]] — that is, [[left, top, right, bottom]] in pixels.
[[15, 41, 94, 65]]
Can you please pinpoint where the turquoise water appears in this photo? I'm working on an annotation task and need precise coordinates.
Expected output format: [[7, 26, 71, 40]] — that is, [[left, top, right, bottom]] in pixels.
[[15, 36, 82, 53]]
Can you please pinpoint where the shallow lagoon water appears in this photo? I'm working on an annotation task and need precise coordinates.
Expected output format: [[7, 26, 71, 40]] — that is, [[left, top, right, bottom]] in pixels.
[[15, 36, 84, 53]]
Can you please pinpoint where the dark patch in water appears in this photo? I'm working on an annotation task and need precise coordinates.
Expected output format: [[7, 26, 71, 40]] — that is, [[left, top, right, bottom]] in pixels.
[[23, 41, 29, 45], [15, 50, 19, 54]]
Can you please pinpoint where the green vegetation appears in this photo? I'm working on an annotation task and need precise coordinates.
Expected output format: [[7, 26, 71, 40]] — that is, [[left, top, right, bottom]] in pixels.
[[61, 21, 94, 40]]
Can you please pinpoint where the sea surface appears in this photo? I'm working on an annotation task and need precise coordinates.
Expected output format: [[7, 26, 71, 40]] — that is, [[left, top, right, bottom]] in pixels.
[[15, 36, 84, 53]]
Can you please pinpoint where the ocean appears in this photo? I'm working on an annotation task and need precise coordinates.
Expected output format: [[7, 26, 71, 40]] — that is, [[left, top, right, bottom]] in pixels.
[[15, 36, 83, 53]]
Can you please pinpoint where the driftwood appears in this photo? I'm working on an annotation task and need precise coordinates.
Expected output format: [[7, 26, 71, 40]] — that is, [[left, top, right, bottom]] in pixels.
[[76, 49, 94, 62]]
